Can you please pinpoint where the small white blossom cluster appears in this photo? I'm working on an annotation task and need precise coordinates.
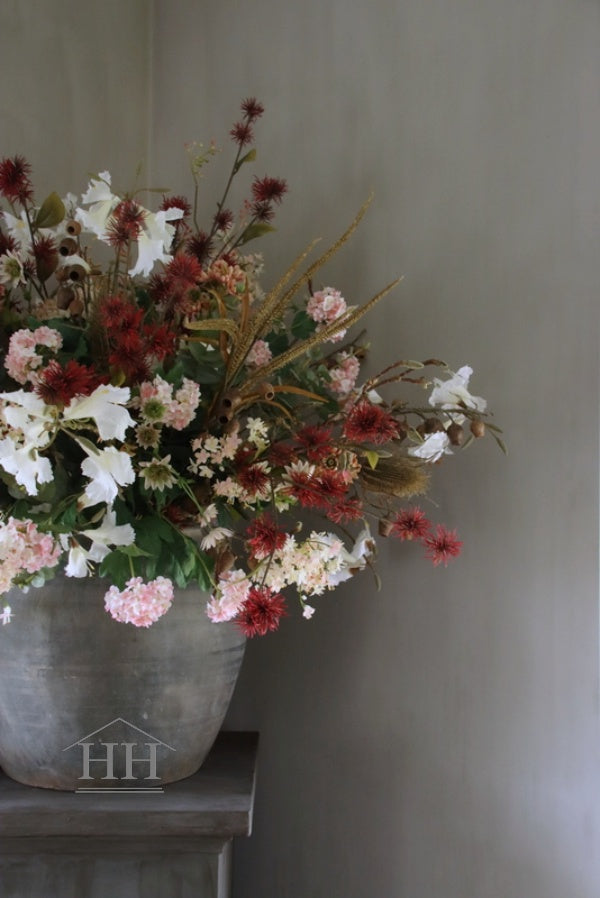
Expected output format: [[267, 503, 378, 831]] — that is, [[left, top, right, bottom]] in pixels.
[[135, 374, 200, 449]]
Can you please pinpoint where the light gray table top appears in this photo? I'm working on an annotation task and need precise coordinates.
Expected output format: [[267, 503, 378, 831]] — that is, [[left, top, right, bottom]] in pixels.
[[0, 731, 258, 840]]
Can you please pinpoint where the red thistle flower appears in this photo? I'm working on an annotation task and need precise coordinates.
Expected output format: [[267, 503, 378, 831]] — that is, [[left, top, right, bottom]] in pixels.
[[424, 525, 463, 567], [297, 426, 334, 464], [0, 232, 17, 256], [268, 441, 297, 468], [32, 235, 58, 282], [251, 200, 275, 222], [99, 295, 131, 328], [164, 253, 203, 290], [326, 497, 363, 524], [391, 507, 431, 541], [251, 176, 288, 205], [237, 463, 270, 498], [213, 209, 234, 231], [0, 155, 34, 203], [143, 323, 176, 361], [160, 194, 191, 218], [314, 469, 349, 506], [286, 467, 321, 508], [230, 121, 254, 147], [241, 97, 264, 121], [35, 360, 102, 406], [186, 231, 214, 265], [343, 400, 399, 445], [236, 586, 287, 637], [106, 199, 145, 247], [246, 515, 287, 560]]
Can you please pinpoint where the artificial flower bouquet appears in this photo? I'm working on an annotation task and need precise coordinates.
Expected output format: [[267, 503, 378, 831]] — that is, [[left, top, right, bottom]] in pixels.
[[0, 99, 500, 636]]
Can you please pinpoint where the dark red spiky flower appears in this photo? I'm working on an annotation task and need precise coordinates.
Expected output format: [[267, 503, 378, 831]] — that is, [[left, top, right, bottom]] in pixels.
[[343, 400, 399, 445], [423, 525, 463, 566], [236, 586, 287, 637], [0, 155, 34, 203]]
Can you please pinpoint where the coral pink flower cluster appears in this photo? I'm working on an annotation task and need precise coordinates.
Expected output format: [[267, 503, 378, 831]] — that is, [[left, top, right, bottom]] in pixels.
[[328, 352, 360, 397], [0, 517, 61, 594], [137, 375, 200, 431], [104, 576, 174, 627], [306, 286, 348, 342], [5, 326, 62, 385]]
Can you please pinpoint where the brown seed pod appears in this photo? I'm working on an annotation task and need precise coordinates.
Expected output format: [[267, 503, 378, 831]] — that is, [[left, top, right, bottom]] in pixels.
[[470, 419, 486, 438], [65, 219, 82, 236], [446, 422, 465, 446], [58, 237, 78, 257]]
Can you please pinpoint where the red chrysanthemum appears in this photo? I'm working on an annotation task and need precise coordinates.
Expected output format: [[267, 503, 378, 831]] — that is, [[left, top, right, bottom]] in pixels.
[[343, 400, 399, 445], [286, 467, 321, 508], [423, 525, 463, 567], [236, 586, 287, 637], [391, 507, 431, 541], [296, 426, 334, 463], [241, 97, 265, 121], [314, 469, 349, 506], [35, 360, 103, 406], [237, 463, 270, 498], [0, 155, 34, 203], [246, 515, 287, 560], [326, 497, 363, 524]]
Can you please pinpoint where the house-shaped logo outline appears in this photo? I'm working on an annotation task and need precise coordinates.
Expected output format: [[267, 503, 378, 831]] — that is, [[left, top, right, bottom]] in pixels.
[[62, 717, 176, 753]]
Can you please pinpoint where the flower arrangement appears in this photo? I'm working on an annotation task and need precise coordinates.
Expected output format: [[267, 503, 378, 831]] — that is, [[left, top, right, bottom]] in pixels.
[[0, 99, 500, 636]]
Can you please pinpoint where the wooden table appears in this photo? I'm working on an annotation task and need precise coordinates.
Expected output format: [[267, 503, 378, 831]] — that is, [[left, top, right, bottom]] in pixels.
[[0, 731, 258, 898]]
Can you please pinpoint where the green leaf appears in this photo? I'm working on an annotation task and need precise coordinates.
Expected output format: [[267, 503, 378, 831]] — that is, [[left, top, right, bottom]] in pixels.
[[98, 550, 131, 588], [291, 310, 317, 340], [116, 544, 152, 558], [233, 148, 257, 174], [34, 192, 66, 229], [364, 450, 380, 470], [237, 221, 276, 246]]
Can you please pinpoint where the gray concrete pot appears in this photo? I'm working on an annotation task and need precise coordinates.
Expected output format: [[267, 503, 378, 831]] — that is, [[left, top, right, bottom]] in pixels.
[[0, 577, 245, 790]]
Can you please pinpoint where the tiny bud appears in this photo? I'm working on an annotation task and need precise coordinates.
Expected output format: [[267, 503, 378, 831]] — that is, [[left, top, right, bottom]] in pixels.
[[447, 422, 464, 446], [470, 419, 486, 438]]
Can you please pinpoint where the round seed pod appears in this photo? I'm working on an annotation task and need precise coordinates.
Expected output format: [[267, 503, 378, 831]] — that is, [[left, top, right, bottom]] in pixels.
[[65, 219, 82, 236], [446, 422, 465, 446], [58, 237, 78, 257], [470, 419, 486, 438]]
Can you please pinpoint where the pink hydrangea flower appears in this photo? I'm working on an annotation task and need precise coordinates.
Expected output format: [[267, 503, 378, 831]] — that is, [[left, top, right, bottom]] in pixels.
[[0, 517, 61, 594], [5, 326, 63, 385], [246, 339, 272, 367], [206, 569, 252, 622], [104, 576, 174, 627], [329, 352, 360, 396], [307, 286, 347, 342]]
